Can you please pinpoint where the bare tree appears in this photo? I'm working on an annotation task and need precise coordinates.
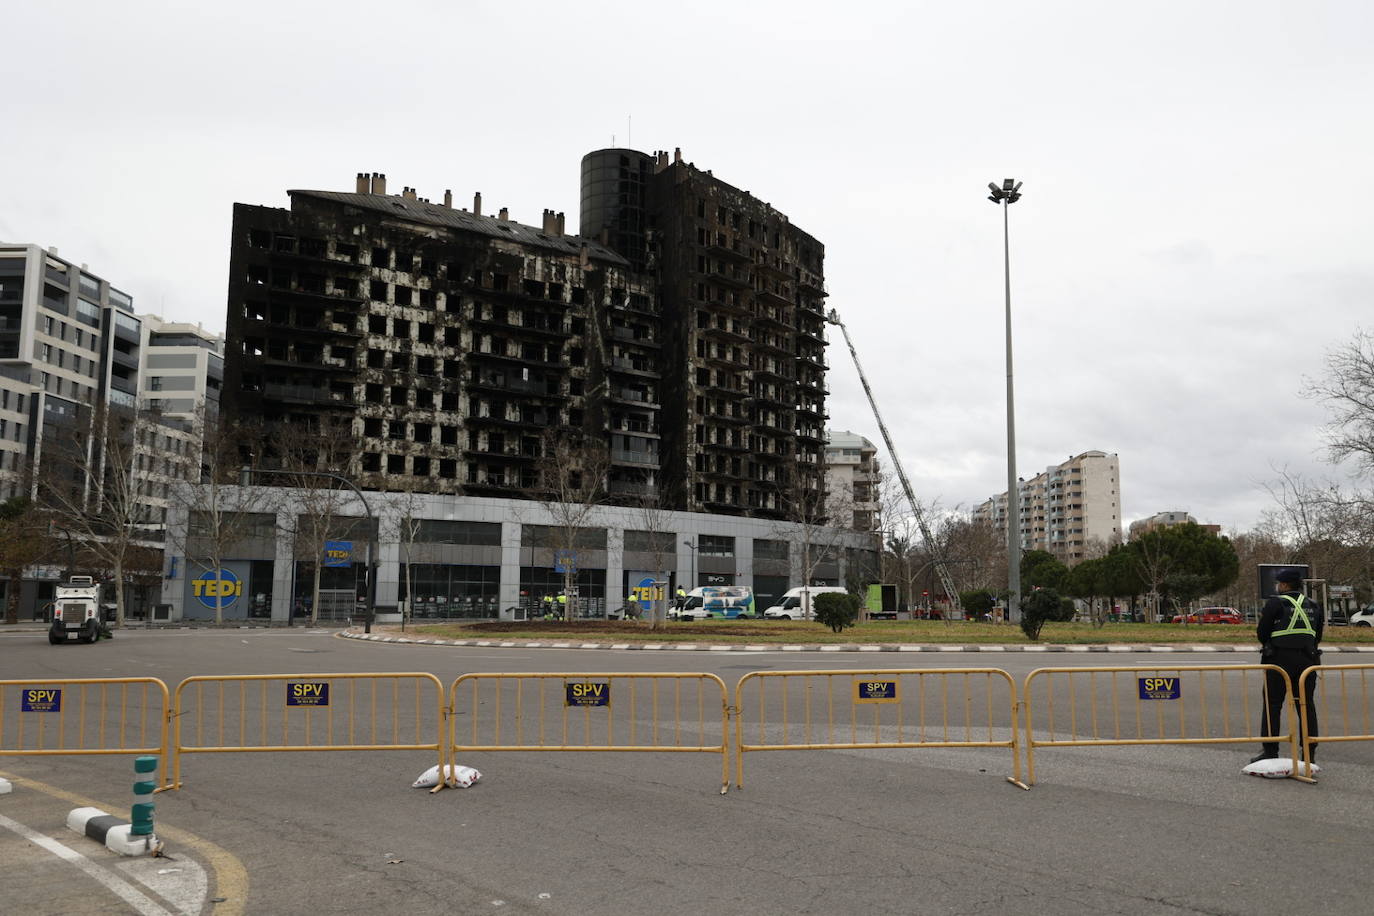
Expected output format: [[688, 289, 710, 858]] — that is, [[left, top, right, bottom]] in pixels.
[[1, 495, 54, 624], [1307, 328, 1374, 475], [264, 417, 359, 624], [773, 473, 853, 617], [533, 430, 611, 620], [628, 493, 677, 630], [35, 403, 157, 626], [166, 409, 277, 624]]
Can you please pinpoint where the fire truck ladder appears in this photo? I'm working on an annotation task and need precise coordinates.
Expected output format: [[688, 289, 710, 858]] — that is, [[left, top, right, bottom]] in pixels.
[[825, 309, 962, 612]]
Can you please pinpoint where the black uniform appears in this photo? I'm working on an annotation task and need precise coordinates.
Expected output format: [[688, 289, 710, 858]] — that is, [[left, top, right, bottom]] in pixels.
[[1256, 589, 1322, 759]]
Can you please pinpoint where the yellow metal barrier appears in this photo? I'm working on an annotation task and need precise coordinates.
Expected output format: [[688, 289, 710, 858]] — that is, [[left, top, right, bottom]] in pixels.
[[733, 669, 1027, 790], [448, 673, 731, 793], [1022, 665, 1307, 785], [1298, 663, 1374, 769], [0, 678, 170, 777], [170, 673, 446, 790]]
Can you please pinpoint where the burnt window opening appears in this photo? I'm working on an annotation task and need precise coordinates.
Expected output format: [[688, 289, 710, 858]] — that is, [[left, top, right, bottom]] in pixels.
[[332, 277, 356, 297], [387, 454, 406, 474], [413, 422, 433, 443], [569, 378, 583, 396], [413, 455, 431, 477], [371, 247, 390, 268], [523, 279, 545, 298], [393, 318, 411, 339], [365, 383, 383, 402], [569, 347, 584, 368], [420, 257, 437, 276], [394, 286, 412, 306], [248, 229, 272, 249], [443, 360, 461, 380], [369, 280, 388, 301], [415, 356, 435, 375], [439, 458, 457, 479], [388, 420, 406, 440], [418, 288, 435, 308], [367, 349, 386, 369], [335, 242, 358, 263], [390, 386, 408, 405], [444, 327, 461, 347], [492, 273, 508, 292], [570, 317, 586, 335], [441, 392, 459, 411], [414, 388, 433, 408], [362, 453, 381, 472], [417, 323, 434, 344], [368, 315, 387, 334], [440, 425, 458, 445], [363, 418, 383, 437], [570, 286, 585, 305]]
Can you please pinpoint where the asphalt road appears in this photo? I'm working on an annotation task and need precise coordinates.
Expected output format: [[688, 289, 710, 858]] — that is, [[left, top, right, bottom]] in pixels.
[[3, 627, 1373, 915]]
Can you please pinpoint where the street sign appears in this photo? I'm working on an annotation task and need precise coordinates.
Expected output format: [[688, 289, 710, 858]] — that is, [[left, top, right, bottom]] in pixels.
[[554, 550, 577, 574]]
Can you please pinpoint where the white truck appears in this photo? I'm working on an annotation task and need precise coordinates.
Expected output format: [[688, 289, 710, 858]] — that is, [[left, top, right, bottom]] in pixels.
[[48, 576, 106, 645], [763, 586, 849, 620]]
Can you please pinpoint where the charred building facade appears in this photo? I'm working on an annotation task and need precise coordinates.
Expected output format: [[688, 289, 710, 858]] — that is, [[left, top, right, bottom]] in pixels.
[[582, 149, 827, 519], [224, 149, 826, 521], [224, 177, 659, 500]]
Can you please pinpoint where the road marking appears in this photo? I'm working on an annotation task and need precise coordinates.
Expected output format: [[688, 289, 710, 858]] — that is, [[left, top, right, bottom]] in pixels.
[[0, 811, 174, 916], [0, 769, 249, 916]]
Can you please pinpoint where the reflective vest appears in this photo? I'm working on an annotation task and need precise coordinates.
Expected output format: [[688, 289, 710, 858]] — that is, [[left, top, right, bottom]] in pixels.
[[1271, 593, 1317, 638]]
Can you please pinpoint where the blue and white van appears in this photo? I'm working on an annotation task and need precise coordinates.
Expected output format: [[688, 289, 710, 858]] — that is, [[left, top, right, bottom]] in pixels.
[[671, 586, 756, 620]]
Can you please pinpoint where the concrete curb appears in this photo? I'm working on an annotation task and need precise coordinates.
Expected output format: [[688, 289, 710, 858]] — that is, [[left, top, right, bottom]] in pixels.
[[66, 807, 158, 857], [0, 777, 12, 795], [339, 630, 1374, 654]]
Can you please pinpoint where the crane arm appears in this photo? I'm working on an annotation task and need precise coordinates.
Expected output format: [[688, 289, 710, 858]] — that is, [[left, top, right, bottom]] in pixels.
[[826, 309, 962, 611]]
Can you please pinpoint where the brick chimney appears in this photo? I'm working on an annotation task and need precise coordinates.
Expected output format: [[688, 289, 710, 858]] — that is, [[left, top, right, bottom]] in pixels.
[[443, 189, 452, 208], [403, 186, 417, 200], [498, 207, 509, 221], [356, 172, 369, 193], [555, 212, 565, 236], [371, 172, 387, 195], [473, 192, 482, 216], [542, 209, 558, 234]]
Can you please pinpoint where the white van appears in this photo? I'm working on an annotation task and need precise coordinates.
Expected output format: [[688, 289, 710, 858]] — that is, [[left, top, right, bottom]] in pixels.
[[763, 586, 849, 620], [670, 586, 756, 621]]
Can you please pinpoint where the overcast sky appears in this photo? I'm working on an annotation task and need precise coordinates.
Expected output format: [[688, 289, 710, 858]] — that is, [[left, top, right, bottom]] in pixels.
[[3, 1, 1370, 533]]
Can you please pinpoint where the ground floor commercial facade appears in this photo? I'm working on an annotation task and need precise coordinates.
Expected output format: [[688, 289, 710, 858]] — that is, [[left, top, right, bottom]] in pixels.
[[161, 488, 880, 624]]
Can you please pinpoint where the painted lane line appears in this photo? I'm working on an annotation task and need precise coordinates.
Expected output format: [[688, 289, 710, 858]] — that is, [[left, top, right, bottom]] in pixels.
[[0, 812, 175, 916]]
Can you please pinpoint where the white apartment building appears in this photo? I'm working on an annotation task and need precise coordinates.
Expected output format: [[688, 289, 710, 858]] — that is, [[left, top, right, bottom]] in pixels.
[[824, 429, 880, 531], [974, 450, 1122, 563], [0, 243, 142, 501], [133, 316, 225, 536]]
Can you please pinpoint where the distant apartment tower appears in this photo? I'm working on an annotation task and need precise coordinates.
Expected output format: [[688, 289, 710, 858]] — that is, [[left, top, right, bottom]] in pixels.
[[222, 174, 659, 501], [0, 243, 142, 501], [1128, 511, 1220, 540], [975, 450, 1122, 563], [133, 315, 225, 533], [581, 147, 828, 519], [824, 430, 880, 531]]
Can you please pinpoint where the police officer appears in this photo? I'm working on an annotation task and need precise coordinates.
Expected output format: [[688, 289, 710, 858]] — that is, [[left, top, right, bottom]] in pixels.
[[1253, 567, 1322, 763]]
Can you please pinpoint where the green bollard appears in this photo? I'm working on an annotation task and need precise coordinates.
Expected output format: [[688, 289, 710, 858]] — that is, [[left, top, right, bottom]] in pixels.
[[132, 755, 158, 836]]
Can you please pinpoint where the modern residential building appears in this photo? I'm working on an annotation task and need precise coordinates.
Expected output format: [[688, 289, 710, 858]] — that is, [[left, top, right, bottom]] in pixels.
[[974, 450, 1122, 563], [133, 315, 225, 537], [221, 149, 828, 524], [1128, 510, 1221, 540], [824, 429, 880, 531]]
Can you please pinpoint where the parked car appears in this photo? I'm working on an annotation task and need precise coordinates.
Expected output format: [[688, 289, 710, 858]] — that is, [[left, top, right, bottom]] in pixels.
[[1350, 606, 1374, 628], [1170, 607, 1244, 625]]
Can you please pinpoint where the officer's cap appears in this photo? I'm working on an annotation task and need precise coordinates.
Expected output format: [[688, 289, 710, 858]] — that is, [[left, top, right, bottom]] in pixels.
[[1274, 568, 1304, 585]]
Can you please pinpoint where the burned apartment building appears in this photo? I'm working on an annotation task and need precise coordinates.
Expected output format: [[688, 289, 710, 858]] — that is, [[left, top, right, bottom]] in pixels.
[[581, 148, 828, 519], [223, 175, 661, 501], [223, 149, 826, 521]]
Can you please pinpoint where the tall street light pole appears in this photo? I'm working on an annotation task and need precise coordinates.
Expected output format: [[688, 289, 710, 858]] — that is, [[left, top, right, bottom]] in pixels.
[[683, 539, 697, 591], [987, 178, 1023, 621]]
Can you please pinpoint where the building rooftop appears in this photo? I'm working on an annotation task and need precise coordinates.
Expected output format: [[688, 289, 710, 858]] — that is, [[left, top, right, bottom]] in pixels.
[[289, 190, 630, 266]]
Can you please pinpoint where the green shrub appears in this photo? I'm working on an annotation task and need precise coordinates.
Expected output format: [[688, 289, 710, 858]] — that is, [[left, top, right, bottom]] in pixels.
[[1020, 588, 1070, 641], [960, 589, 996, 616], [813, 591, 861, 633]]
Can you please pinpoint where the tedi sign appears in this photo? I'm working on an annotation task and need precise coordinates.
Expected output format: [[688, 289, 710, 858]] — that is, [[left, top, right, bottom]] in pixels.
[[192, 568, 243, 610]]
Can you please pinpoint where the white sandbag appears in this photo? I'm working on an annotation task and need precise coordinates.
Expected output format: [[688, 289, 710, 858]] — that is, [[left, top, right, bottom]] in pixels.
[[411, 764, 483, 789], [1241, 757, 1320, 779]]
